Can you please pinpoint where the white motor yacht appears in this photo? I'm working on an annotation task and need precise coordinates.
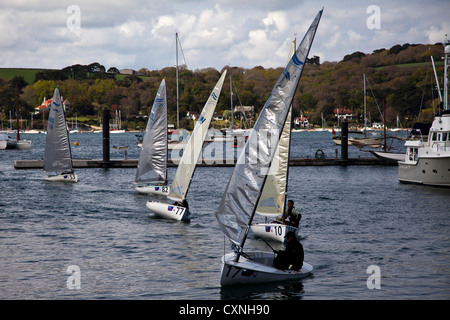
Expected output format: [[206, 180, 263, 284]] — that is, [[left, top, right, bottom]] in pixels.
[[398, 39, 450, 187]]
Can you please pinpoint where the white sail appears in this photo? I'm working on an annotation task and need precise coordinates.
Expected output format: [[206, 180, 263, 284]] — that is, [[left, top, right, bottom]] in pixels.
[[255, 39, 296, 217], [167, 70, 227, 202], [43, 87, 73, 173], [255, 107, 291, 216], [135, 79, 168, 184], [215, 10, 322, 247]]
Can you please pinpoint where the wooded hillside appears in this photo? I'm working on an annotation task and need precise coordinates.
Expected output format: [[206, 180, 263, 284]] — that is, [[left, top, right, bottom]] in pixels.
[[0, 42, 445, 130]]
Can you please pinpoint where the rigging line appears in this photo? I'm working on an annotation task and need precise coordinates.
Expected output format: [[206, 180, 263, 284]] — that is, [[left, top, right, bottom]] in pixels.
[[177, 33, 188, 67], [162, 39, 176, 69], [418, 67, 430, 122], [262, 238, 276, 253], [365, 75, 383, 123], [231, 78, 250, 129], [431, 72, 435, 114]]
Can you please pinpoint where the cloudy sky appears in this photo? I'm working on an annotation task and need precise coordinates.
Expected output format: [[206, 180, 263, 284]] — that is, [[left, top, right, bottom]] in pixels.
[[0, 0, 449, 72]]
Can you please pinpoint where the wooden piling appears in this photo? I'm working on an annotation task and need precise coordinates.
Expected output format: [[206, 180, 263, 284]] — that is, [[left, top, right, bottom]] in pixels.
[[341, 120, 348, 165], [102, 109, 110, 167]]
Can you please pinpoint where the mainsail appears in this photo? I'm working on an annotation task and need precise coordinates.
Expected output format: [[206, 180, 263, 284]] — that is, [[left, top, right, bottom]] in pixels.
[[167, 70, 227, 202], [215, 9, 323, 247], [255, 107, 291, 216], [43, 87, 73, 173], [255, 39, 296, 217], [135, 79, 168, 184]]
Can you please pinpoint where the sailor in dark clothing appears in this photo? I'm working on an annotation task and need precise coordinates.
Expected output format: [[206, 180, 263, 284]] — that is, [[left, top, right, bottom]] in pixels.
[[174, 199, 189, 210], [282, 200, 301, 228], [274, 231, 304, 271]]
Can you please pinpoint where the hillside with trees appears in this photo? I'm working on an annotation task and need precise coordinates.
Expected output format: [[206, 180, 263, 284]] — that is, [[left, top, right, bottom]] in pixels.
[[0, 42, 445, 131]]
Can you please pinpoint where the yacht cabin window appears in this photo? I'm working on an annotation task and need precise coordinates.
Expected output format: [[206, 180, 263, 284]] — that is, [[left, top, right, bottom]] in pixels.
[[431, 132, 437, 141], [408, 147, 418, 161]]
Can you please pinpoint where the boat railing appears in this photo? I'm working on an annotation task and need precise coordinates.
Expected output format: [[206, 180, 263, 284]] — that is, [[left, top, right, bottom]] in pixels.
[[432, 141, 450, 152], [409, 129, 426, 143]]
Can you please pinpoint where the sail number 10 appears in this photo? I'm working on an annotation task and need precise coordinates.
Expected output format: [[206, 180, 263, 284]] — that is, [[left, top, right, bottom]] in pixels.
[[272, 225, 283, 236]]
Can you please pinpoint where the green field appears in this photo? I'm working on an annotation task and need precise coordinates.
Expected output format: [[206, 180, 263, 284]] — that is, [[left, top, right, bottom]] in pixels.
[[375, 60, 444, 70], [1, 59, 444, 85], [0, 68, 47, 84], [0, 68, 151, 84]]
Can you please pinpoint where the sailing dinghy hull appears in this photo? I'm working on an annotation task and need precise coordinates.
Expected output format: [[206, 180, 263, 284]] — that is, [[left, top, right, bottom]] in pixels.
[[250, 223, 298, 242], [146, 201, 189, 221], [44, 173, 78, 183], [220, 251, 313, 286], [135, 185, 170, 196]]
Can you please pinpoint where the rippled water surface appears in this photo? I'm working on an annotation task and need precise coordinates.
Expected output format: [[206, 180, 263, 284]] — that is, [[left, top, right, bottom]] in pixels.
[[1, 131, 449, 299]]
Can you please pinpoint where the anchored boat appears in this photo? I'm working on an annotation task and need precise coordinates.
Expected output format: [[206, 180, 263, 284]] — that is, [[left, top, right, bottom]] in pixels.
[[398, 39, 450, 187]]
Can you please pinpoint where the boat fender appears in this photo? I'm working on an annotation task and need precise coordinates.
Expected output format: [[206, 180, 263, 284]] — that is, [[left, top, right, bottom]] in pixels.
[[315, 149, 325, 159]]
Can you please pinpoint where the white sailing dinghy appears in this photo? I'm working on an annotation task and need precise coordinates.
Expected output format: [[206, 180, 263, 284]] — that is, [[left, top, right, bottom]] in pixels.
[[250, 39, 298, 243], [215, 9, 322, 286], [43, 87, 78, 182], [146, 70, 227, 221], [135, 79, 170, 195]]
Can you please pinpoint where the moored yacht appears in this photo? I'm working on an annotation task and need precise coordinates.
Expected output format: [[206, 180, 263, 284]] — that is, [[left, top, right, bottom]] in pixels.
[[398, 39, 450, 187]]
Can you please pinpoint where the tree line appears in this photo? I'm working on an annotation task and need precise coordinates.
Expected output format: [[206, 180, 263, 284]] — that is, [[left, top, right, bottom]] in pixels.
[[0, 42, 445, 130]]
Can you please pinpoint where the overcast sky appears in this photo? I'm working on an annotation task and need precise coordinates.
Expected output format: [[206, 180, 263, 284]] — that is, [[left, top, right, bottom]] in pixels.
[[1, 0, 449, 72]]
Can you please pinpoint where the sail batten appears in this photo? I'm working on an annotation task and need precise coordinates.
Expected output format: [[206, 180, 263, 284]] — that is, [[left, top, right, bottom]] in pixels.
[[135, 79, 168, 184], [43, 87, 73, 173], [167, 70, 227, 202], [215, 10, 323, 247]]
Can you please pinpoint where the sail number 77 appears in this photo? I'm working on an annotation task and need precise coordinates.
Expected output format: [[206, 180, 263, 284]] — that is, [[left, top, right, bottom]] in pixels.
[[175, 207, 185, 216]]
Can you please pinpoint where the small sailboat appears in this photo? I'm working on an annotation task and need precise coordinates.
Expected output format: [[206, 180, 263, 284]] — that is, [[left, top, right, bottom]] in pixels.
[[43, 87, 77, 182], [250, 39, 298, 242], [0, 85, 32, 150], [0, 133, 18, 150], [215, 9, 322, 286], [349, 74, 383, 148], [135, 79, 170, 195], [146, 70, 227, 221]]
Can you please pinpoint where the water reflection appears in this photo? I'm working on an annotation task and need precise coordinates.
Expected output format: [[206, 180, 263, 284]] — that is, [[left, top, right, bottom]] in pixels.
[[220, 280, 306, 300]]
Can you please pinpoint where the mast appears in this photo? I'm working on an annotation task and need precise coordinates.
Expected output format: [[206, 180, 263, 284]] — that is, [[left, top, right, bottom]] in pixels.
[[176, 32, 180, 129], [230, 75, 234, 132], [431, 56, 443, 103], [364, 73, 367, 137], [16, 85, 20, 141], [283, 36, 296, 214], [444, 35, 450, 111]]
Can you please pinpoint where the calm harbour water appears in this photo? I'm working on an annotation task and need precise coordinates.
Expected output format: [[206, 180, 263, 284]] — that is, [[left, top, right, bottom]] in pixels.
[[0, 130, 449, 300]]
